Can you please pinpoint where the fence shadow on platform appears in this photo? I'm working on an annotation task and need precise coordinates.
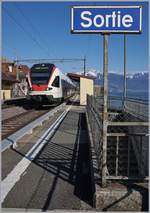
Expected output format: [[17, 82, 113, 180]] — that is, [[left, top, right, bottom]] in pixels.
[[66, 99, 80, 106], [11, 111, 94, 210], [73, 113, 94, 207]]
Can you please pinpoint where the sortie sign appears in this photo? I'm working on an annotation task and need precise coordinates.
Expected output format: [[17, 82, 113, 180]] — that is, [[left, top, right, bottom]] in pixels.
[[71, 6, 142, 33]]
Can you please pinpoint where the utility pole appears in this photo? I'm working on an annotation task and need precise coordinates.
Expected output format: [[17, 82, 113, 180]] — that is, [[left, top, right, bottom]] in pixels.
[[83, 55, 86, 76], [16, 56, 19, 81], [14, 50, 19, 81], [123, 34, 127, 108], [102, 34, 109, 188]]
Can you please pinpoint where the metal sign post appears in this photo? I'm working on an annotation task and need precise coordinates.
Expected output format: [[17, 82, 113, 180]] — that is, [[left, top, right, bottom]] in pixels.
[[102, 34, 108, 187]]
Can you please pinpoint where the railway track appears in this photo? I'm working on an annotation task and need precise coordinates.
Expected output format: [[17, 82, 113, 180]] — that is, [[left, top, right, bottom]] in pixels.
[[2, 109, 51, 140], [2, 96, 77, 153]]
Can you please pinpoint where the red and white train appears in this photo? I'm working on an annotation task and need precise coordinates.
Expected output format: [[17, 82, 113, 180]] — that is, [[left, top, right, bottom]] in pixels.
[[27, 63, 76, 104]]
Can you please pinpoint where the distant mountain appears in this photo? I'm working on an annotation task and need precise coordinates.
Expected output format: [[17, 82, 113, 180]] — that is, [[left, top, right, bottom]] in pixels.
[[94, 72, 148, 91], [75, 71, 148, 91], [90, 71, 148, 99]]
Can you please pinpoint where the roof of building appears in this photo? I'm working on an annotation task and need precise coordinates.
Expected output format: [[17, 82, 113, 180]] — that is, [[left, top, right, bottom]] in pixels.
[[2, 72, 19, 83], [67, 73, 95, 82]]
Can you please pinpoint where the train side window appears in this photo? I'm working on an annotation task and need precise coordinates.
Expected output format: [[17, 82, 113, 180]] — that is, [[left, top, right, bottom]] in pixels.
[[52, 76, 60, 87]]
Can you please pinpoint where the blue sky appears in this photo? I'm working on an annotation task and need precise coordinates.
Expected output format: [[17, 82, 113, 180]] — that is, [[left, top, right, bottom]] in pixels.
[[2, 1, 149, 74]]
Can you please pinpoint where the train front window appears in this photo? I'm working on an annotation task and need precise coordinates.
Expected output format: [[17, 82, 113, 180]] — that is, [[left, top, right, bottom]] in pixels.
[[30, 64, 53, 85], [52, 76, 60, 87]]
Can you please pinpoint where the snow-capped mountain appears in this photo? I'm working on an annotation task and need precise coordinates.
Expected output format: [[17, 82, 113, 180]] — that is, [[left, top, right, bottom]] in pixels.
[[75, 70, 97, 77], [94, 72, 148, 88], [94, 72, 148, 99]]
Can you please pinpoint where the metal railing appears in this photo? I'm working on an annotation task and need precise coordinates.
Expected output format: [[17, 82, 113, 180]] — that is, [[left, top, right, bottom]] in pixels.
[[124, 97, 148, 121], [87, 95, 103, 178], [96, 95, 148, 119], [95, 95, 124, 111], [87, 95, 149, 186]]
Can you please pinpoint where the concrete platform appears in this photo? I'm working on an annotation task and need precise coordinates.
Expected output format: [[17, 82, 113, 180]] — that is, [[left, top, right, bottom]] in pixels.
[[2, 101, 94, 211]]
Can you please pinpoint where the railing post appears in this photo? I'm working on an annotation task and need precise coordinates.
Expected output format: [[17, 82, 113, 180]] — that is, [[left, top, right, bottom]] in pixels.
[[140, 135, 143, 177], [127, 136, 130, 177], [116, 136, 119, 176], [102, 34, 109, 187]]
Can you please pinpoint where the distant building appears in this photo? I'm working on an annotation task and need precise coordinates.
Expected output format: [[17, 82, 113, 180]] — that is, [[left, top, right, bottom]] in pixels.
[[2, 72, 19, 100], [1, 58, 30, 100], [2, 59, 30, 79], [67, 73, 95, 105]]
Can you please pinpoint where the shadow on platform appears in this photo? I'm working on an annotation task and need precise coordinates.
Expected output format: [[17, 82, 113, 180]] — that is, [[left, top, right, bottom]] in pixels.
[[66, 99, 80, 106], [11, 111, 94, 210]]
